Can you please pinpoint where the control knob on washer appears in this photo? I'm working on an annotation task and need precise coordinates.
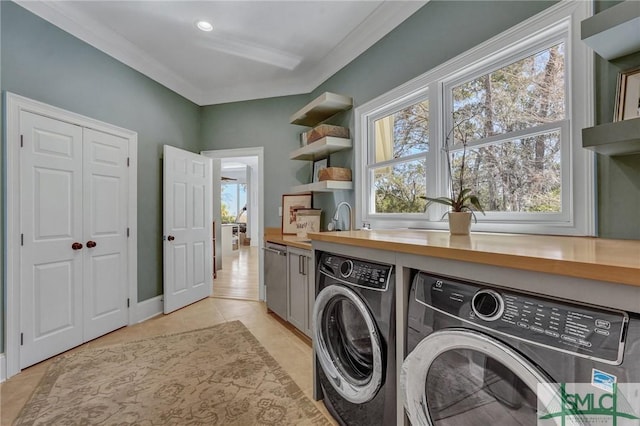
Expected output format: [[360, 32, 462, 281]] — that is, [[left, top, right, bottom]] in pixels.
[[339, 260, 354, 278], [472, 289, 504, 321]]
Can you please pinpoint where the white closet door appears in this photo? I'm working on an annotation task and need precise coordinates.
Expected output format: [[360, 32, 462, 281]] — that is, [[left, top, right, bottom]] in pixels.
[[20, 111, 84, 368], [83, 128, 129, 340], [163, 145, 213, 314]]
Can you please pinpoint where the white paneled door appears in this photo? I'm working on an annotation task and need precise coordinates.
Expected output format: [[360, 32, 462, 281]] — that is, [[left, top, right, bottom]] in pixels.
[[163, 145, 213, 314], [20, 112, 84, 368], [83, 129, 129, 340], [19, 112, 130, 369]]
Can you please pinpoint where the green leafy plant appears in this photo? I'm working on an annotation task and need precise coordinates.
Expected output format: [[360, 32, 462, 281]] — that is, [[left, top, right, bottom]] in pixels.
[[421, 113, 485, 221]]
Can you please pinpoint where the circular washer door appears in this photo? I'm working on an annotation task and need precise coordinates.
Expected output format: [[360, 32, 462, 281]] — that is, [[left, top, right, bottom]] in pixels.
[[313, 284, 383, 404], [401, 329, 561, 426]]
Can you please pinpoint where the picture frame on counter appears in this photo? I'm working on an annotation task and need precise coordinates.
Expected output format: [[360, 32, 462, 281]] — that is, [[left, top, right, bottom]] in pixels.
[[281, 193, 312, 234], [312, 158, 329, 183], [615, 66, 640, 122]]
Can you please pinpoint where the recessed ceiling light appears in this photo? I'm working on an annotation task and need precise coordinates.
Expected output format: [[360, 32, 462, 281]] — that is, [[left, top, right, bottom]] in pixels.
[[196, 20, 213, 32]]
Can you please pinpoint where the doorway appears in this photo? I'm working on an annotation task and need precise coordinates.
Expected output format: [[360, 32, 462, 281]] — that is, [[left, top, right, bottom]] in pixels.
[[201, 148, 264, 302]]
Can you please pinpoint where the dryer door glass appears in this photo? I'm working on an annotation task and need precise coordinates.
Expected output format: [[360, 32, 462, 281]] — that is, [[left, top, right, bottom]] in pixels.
[[402, 329, 558, 426], [425, 349, 536, 425], [314, 285, 383, 404]]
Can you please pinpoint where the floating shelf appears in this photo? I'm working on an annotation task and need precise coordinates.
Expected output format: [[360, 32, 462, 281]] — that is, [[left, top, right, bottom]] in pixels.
[[289, 92, 353, 126], [291, 180, 353, 193], [581, 1, 640, 60], [289, 137, 352, 161], [582, 117, 640, 156]]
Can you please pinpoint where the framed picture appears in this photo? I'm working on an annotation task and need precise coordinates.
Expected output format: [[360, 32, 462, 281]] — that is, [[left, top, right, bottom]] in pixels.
[[312, 158, 329, 183], [281, 193, 312, 234], [614, 67, 640, 122]]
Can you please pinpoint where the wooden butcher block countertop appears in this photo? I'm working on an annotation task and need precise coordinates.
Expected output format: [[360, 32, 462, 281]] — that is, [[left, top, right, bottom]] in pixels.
[[308, 230, 640, 287]]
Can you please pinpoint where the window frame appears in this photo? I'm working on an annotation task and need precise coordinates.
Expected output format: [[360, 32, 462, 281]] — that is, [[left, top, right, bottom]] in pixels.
[[355, 1, 595, 235]]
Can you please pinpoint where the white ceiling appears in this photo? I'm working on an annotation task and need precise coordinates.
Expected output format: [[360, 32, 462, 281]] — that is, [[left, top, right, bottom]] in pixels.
[[17, 1, 426, 106]]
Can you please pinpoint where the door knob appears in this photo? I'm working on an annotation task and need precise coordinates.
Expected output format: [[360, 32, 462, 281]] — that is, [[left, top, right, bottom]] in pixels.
[[72, 242, 83, 250], [168, 235, 175, 241], [86, 240, 97, 248]]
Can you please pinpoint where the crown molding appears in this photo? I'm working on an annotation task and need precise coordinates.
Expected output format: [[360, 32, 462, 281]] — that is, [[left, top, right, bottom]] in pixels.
[[15, 0, 427, 106]]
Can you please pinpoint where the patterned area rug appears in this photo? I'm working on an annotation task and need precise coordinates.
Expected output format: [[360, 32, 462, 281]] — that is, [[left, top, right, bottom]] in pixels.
[[15, 321, 330, 425]]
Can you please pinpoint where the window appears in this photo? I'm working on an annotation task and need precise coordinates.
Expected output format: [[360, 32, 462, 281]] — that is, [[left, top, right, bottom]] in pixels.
[[355, 2, 594, 235], [370, 98, 429, 214], [221, 182, 246, 223], [445, 42, 568, 218]]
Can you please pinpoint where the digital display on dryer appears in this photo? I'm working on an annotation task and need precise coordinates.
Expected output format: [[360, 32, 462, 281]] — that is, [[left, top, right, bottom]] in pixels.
[[413, 272, 628, 364]]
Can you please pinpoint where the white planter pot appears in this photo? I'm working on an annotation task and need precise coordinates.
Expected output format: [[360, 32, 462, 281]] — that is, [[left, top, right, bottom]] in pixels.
[[448, 211, 472, 235]]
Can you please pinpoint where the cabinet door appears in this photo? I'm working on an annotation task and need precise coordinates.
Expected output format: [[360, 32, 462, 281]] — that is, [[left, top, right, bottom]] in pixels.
[[288, 247, 309, 332]]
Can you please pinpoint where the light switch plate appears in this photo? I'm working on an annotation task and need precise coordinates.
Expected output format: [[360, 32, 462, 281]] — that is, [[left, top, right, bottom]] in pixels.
[[278, 206, 282, 217]]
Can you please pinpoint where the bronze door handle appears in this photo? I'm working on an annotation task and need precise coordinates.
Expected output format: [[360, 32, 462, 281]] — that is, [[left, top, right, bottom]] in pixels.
[[72, 242, 83, 250], [86, 241, 97, 248], [168, 235, 175, 241]]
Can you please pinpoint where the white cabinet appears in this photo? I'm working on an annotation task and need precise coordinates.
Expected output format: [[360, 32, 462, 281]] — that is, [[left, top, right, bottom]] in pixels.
[[289, 92, 353, 193], [287, 246, 313, 337]]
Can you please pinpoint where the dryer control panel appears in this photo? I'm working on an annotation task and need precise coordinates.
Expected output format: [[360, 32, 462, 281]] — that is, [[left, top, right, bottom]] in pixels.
[[318, 253, 393, 291], [414, 272, 628, 364]]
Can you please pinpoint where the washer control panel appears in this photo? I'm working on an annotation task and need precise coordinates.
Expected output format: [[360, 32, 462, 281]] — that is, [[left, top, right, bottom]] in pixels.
[[414, 272, 628, 363], [319, 253, 393, 291]]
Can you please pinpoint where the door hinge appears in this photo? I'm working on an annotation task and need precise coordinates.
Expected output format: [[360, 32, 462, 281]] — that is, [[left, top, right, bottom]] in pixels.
[[127, 157, 130, 167], [20, 135, 24, 147], [127, 298, 130, 308], [21, 234, 24, 246], [127, 227, 130, 237], [21, 332, 24, 346]]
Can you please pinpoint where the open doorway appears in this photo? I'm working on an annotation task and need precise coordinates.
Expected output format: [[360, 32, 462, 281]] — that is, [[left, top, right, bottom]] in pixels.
[[201, 148, 264, 302]]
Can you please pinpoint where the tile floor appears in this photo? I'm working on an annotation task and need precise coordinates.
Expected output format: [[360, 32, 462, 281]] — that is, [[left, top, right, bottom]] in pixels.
[[0, 245, 337, 425]]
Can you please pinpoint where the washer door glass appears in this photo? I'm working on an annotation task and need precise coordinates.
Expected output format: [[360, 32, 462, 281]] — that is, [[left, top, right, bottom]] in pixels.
[[314, 285, 383, 404], [402, 329, 559, 426]]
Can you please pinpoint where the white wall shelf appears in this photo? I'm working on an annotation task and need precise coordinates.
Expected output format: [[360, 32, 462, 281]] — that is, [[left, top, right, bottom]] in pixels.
[[289, 92, 353, 126], [291, 180, 353, 193], [582, 117, 640, 156], [581, 1, 640, 60], [289, 137, 352, 161]]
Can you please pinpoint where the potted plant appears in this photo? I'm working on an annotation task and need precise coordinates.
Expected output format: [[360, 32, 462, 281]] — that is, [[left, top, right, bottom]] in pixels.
[[423, 114, 484, 235]]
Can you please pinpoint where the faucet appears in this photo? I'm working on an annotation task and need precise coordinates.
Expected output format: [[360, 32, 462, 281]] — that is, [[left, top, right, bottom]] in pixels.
[[331, 201, 353, 231]]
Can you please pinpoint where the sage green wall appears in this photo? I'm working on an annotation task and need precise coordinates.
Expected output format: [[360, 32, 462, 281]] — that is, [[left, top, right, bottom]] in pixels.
[[200, 0, 557, 229], [1, 1, 201, 319], [594, 1, 640, 239], [200, 95, 310, 227]]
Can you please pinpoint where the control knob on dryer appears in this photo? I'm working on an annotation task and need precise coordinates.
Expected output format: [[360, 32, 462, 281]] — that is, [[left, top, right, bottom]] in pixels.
[[339, 260, 354, 278], [472, 289, 504, 321]]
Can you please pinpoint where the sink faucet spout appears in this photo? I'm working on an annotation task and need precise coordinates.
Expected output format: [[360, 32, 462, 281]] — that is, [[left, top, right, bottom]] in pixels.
[[332, 201, 353, 231]]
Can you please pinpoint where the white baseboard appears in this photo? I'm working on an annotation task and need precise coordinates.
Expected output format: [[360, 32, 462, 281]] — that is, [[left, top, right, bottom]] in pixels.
[[135, 295, 163, 323], [0, 353, 6, 383]]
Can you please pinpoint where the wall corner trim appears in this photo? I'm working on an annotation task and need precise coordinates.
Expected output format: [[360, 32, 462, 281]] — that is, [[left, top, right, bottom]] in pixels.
[[136, 296, 164, 323], [0, 354, 6, 383]]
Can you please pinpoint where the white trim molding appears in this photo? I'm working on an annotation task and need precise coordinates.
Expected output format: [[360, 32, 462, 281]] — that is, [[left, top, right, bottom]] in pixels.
[[4, 92, 139, 379], [0, 354, 6, 383], [201, 147, 265, 301], [135, 295, 164, 323]]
